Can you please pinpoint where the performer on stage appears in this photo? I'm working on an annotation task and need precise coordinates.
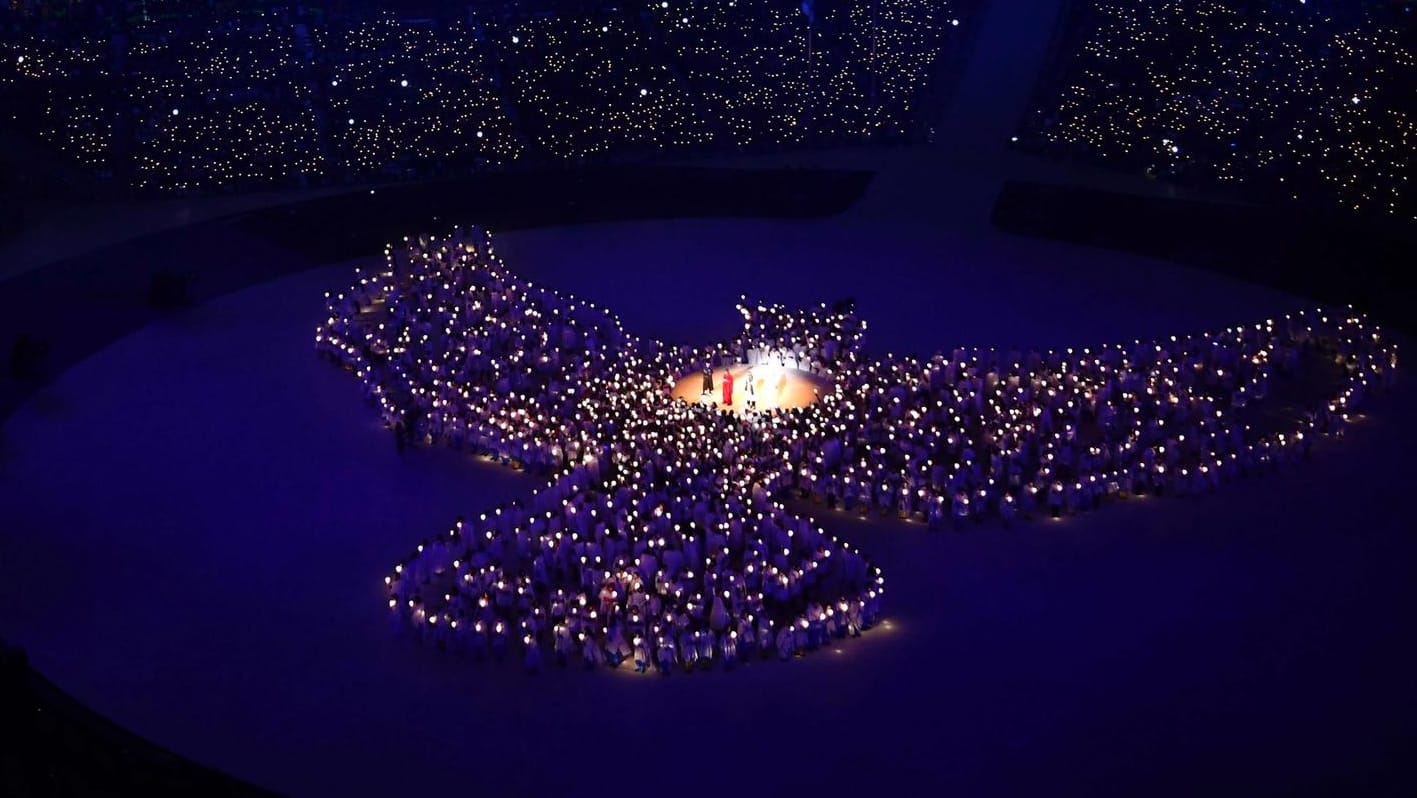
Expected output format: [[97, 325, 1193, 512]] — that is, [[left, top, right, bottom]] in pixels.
[[701, 365, 714, 399], [722, 369, 735, 408], [745, 368, 756, 410]]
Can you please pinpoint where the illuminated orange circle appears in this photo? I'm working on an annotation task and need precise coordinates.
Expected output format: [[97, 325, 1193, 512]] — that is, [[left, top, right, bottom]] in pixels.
[[670, 363, 828, 413]]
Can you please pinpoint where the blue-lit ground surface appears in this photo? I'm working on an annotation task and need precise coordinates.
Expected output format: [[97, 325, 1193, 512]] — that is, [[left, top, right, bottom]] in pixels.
[[1, 214, 1414, 796]]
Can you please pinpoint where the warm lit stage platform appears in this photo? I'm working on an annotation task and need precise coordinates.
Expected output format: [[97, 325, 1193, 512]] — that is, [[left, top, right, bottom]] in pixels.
[[670, 361, 828, 412]]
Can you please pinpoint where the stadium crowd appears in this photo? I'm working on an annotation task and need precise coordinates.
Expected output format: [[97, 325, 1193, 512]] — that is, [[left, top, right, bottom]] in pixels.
[[3, 1, 1408, 219], [1, 0, 969, 194], [1018, 0, 1415, 221], [316, 224, 1396, 673]]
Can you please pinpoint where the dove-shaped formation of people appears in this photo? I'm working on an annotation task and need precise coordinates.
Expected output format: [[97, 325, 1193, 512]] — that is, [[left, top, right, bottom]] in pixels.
[[316, 225, 1396, 675]]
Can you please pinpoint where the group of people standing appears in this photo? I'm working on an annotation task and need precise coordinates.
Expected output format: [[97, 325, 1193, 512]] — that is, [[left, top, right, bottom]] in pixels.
[[317, 224, 1396, 676], [790, 312, 1395, 528], [700, 364, 788, 411], [319, 226, 880, 675]]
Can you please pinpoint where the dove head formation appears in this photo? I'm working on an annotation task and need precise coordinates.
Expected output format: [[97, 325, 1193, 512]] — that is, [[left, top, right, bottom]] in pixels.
[[317, 225, 1395, 673]]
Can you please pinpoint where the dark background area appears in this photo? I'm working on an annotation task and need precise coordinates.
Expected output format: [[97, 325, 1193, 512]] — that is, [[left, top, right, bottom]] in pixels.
[[992, 181, 1417, 336]]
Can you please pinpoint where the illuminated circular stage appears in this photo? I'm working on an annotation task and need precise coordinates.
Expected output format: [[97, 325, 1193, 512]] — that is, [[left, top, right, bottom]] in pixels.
[[670, 362, 829, 412]]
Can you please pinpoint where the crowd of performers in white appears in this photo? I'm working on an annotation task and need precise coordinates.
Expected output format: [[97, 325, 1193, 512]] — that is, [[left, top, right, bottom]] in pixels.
[[316, 225, 1397, 675]]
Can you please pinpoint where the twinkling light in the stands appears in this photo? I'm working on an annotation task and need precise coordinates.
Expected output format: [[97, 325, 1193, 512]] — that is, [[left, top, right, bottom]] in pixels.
[[320, 16, 521, 176], [0, 1, 970, 193], [125, 16, 325, 193], [1018, 1, 1414, 221]]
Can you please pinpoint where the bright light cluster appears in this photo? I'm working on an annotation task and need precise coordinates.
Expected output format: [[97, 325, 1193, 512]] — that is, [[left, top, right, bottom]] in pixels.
[[317, 223, 1395, 674], [1019, 1, 1414, 220]]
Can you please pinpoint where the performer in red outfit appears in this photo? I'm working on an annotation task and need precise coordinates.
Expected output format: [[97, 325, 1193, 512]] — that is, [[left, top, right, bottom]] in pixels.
[[721, 370, 735, 408]]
